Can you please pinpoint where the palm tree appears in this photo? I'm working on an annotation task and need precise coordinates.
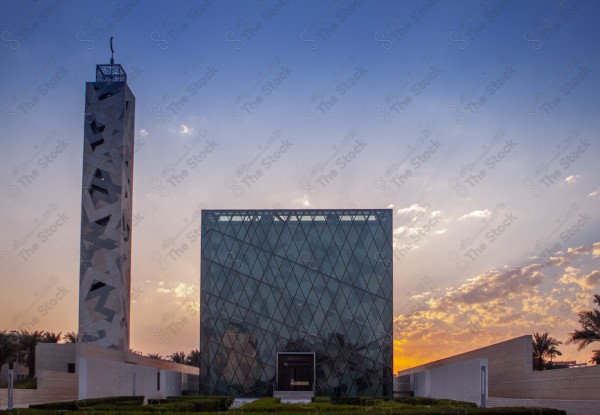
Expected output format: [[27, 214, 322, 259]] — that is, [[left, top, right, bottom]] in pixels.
[[185, 349, 201, 367], [169, 351, 187, 364], [532, 332, 562, 370], [591, 350, 600, 365], [41, 332, 62, 343], [63, 331, 79, 343], [546, 340, 563, 368], [19, 330, 44, 379], [147, 353, 163, 359], [567, 294, 600, 365], [0, 331, 18, 369]]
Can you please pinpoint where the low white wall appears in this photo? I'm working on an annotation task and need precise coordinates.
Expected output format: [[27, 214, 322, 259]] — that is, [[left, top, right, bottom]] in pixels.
[[79, 357, 185, 400], [82, 357, 148, 399], [408, 358, 487, 406], [162, 370, 184, 396], [76, 344, 197, 400], [397, 336, 600, 402], [413, 371, 429, 397], [1, 343, 198, 407], [398, 335, 530, 398], [429, 358, 487, 405]]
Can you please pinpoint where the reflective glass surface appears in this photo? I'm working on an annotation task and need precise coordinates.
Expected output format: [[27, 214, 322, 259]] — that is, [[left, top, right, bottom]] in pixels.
[[200, 210, 392, 397]]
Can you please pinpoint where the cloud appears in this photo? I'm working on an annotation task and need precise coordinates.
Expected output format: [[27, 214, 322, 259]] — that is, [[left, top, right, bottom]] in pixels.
[[393, 242, 600, 371], [546, 256, 571, 267], [397, 204, 428, 215], [179, 124, 193, 136], [393, 205, 442, 240], [458, 209, 491, 220], [156, 282, 199, 299], [394, 226, 408, 235], [567, 242, 600, 258], [523, 294, 556, 315], [139, 128, 149, 137], [582, 270, 600, 289], [393, 262, 551, 369], [444, 264, 544, 307], [588, 190, 599, 198], [291, 194, 312, 207], [564, 174, 579, 184], [559, 266, 582, 288]]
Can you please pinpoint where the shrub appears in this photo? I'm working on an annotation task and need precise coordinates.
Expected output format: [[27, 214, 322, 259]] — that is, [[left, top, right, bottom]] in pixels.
[[393, 396, 437, 406], [391, 396, 477, 407], [330, 396, 360, 405], [312, 396, 331, 403], [29, 395, 144, 410], [191, 397, 231, 412]]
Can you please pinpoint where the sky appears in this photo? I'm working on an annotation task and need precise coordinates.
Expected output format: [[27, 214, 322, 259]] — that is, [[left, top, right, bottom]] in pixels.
[[1, 0, 599, 373]]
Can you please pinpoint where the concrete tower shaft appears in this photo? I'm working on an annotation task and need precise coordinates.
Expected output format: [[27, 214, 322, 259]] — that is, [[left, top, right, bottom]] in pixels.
[[78, 63, 135, 351]]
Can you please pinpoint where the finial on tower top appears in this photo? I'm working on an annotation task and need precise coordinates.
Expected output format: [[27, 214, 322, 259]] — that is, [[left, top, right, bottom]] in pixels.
[[110, 36, 115, 64], [95, 37, 127, 82]]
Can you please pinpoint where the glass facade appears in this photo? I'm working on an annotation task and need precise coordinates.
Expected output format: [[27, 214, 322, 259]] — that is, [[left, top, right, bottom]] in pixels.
[[200, 209, 393, 397]]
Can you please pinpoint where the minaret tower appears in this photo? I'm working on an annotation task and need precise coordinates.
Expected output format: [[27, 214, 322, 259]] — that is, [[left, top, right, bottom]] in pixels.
[[78, 38, 135, 350]]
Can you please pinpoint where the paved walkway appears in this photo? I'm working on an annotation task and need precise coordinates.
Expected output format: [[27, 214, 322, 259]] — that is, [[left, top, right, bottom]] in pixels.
[[230, 398, 259, 408], [488, 396, 600, 415], [230, 397, 312, 408]]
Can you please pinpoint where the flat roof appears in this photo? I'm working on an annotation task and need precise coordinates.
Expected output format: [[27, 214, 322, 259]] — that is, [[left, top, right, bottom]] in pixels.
[[203, 209, 392, 223]]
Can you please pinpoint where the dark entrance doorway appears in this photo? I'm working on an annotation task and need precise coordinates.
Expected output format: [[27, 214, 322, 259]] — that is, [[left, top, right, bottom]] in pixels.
[[277, 352, 315, 392]]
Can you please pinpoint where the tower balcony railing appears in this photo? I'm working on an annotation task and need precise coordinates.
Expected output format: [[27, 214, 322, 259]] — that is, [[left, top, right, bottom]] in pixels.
[[96, 64, 127, 83]]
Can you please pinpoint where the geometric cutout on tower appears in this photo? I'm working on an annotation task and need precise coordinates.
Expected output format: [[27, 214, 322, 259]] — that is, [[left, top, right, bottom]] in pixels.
[[90, 119, 105, 134], [90, 138, 105, 151], [89, 184, 109, 197], [95, 215, 111, 227], [90, 281, 106, 291]]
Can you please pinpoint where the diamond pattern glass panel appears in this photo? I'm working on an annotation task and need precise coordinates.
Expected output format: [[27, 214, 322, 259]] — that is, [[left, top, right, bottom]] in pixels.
[[200, 209, 392, 397]]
